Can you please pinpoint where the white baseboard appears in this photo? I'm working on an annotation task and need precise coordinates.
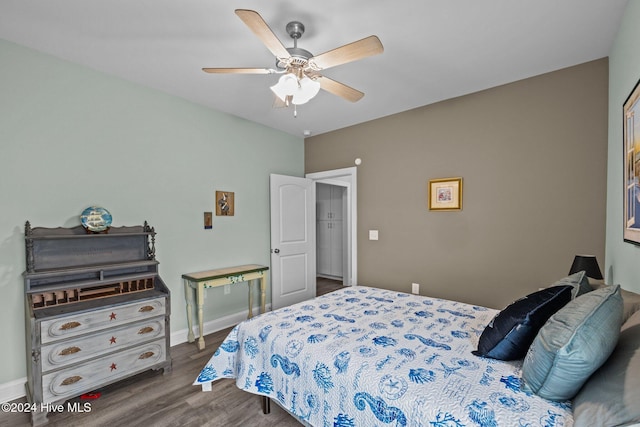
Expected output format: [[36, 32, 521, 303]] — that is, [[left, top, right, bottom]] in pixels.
[[0, 377, 26, 404], [169, 303, 271, 347], [1, 304, 270, 403]]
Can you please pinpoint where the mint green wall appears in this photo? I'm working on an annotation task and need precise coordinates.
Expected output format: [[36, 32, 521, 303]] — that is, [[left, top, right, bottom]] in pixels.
[[0, 39, 303, 384], [606, 1, 640, 292]]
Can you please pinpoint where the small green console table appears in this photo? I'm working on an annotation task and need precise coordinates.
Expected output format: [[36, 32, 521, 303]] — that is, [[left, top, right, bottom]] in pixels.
[[182, 264, 269, 350]]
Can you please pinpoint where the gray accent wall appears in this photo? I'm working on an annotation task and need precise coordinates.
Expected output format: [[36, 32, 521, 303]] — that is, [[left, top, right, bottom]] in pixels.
[[606, 0, 640, 293], [0, 39, 303, 385], [306, 58, 609, 309]]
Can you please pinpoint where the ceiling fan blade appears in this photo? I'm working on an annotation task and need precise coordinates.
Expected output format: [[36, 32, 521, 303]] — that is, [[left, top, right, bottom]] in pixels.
[[202, 67, 275, 74], [235, 9, 291, 61], [317, 76, 364, 102], [310, 35, 383, 70]]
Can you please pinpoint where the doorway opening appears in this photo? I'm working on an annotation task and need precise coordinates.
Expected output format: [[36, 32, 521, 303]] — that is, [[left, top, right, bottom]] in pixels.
[[306, 167, 357, 289], [315, 182, 346, 282]]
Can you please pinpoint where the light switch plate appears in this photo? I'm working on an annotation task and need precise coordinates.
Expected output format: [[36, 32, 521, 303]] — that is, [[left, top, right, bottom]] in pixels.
[[369, 230, 379, 240]]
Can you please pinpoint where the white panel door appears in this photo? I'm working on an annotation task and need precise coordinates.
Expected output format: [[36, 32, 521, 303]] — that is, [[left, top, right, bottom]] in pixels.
[[270, 174, 316, 310]]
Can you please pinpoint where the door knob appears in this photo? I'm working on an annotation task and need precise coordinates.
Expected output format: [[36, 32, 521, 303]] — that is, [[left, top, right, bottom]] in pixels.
[[273, 249, 280, 254]]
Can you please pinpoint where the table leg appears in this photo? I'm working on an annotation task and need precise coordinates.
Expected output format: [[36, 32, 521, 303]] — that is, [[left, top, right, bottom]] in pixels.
[[248, 280, 254, 319], [184, 279, 195, 343], [196, 283, 205, 350], [260, 271, 267, 314]]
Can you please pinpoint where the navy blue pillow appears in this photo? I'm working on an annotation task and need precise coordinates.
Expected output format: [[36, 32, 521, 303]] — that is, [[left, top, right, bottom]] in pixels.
[[472, 285, 573, 360]]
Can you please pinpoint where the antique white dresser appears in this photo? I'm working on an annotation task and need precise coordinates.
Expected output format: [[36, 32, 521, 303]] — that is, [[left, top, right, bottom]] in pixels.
[[23, 221, 171, 425]]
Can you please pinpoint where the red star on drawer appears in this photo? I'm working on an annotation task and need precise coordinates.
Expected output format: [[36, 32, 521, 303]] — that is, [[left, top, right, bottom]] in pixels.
[[109, 312, 116, 320], [110, 363, 117, 371], [109, 336, 117, 344]]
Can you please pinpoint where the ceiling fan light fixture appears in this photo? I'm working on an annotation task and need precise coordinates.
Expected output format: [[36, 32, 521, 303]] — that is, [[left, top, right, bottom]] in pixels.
[[292, 76, 320, 105], [270, 74, 320, 105], [270, 73, 298, 101]]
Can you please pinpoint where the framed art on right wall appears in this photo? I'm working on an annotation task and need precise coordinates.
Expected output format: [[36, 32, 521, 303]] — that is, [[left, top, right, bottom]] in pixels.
[[624, 77, 640, 245], [428, 177, 463, 211]]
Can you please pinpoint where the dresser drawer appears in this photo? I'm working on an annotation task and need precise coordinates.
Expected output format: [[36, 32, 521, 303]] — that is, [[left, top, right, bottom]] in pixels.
[[41, 338, 167, 403], [40, 297, 166, 344], [41, 318, 165, 372]]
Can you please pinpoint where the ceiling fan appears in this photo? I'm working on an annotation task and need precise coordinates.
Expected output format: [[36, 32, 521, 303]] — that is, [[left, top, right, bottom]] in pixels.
[[202, 9, 384, 109]]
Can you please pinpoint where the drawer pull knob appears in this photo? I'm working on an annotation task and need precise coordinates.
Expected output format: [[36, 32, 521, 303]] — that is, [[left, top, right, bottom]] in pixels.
[[139, 351, 155, 359], [139, 305, 155, 312], [59, 346, 81, 356], [138, 326, 154, 334], [61, 376, 82, 386], [59, 321, 81, 331]]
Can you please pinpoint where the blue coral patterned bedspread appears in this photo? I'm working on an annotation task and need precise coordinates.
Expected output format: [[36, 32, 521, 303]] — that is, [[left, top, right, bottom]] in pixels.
[[194, 286, 572, 427]]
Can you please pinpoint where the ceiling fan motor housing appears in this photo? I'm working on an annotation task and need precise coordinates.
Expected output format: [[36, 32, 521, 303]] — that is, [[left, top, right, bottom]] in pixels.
[[276, 21, 313, 70], [277, 47, 313, 70]]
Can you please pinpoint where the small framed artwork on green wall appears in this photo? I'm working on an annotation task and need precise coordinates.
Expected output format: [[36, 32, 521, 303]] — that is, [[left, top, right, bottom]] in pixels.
[[216, 191, 235, 216]]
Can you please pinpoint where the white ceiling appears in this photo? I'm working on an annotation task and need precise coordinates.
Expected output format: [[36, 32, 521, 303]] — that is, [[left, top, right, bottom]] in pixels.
[[0, 0, 628, 138]]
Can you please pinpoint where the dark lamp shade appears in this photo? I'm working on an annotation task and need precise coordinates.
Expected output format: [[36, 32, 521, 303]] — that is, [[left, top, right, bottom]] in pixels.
[[569, 255, 603, 280]]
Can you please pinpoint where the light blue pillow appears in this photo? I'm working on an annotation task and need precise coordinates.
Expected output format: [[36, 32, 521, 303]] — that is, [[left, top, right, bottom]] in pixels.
[[551, 271, 592, 298], [573, 309, 640, 427], [521, 284, 623, 401]]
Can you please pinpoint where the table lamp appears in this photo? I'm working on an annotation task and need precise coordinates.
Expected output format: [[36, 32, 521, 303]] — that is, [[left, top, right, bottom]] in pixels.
[[569, 254, 603, 280]]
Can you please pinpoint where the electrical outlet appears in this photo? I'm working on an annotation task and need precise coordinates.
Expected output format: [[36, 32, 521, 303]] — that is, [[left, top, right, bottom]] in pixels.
[[224, 284, 231, 295], [412, 283, 420, 294]]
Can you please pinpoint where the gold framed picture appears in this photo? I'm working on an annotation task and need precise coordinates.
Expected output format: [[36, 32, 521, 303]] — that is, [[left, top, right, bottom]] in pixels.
[[428, 177, 463, 211], [215, 191, 234, 216]]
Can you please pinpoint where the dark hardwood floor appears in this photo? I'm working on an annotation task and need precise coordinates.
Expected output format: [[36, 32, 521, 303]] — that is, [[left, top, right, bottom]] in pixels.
[[0, 278, 343, 427]]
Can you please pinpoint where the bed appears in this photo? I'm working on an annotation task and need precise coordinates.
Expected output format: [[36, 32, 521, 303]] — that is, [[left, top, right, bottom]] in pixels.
[[194, 275, 640, 427]]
